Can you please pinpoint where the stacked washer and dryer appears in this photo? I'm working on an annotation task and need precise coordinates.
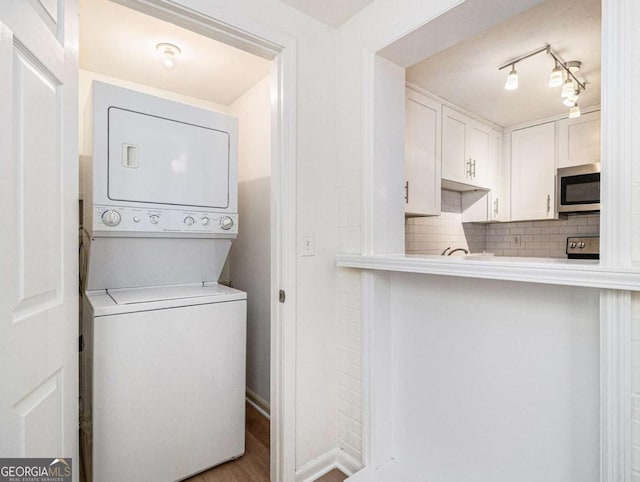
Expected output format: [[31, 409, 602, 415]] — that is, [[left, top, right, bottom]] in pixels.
[[80, 82, 246, 482]]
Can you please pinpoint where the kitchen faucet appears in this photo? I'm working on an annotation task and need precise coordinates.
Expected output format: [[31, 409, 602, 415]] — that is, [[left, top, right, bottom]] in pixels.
[[447, 248, 469, 255]]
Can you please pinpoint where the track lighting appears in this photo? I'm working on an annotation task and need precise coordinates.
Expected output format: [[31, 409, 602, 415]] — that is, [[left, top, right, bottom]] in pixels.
[[504, 65, 518, 90], [569, 104, 581, 118], [561, 78, 575, 97], [156, 43, 181, 69], [548, 63, 563, 88], [498, 44, 586, 118], [562, 89, 580, 107]]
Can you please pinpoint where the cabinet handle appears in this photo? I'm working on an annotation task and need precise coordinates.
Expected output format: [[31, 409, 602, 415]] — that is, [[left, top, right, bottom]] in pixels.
[[404, 181, 409, 203], [466, 158, 472, 178], [493, 198, 499, 216], [547, 194, 551, 214], [472, 159, 476, 179]]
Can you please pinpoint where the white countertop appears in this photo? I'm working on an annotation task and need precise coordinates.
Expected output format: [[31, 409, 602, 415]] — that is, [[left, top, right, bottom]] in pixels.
[[336, 253, 640, 291]]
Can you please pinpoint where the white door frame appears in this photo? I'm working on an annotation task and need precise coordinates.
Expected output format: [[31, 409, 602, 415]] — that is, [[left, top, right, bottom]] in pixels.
[[109, 1, 297, 480]]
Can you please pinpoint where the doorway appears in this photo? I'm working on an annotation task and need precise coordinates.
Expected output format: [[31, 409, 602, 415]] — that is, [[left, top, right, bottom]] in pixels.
[[77, 0, 296, 480]]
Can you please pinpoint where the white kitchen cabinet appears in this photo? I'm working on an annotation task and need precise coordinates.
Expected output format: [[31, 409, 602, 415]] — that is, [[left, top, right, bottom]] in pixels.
[[558, 110, 600, 168], [510, 122, 556, 221], [442, 106, 493, 189], [405, 88, 441, 216], [460, 129, 502, 223]]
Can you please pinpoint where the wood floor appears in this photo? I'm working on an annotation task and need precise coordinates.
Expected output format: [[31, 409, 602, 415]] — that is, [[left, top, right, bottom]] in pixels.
[[186, 402, 347, 482]]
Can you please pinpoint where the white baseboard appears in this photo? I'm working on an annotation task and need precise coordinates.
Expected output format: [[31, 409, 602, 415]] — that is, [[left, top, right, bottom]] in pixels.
[[246, 388, 270, 420], [295, 448, 362, 482]]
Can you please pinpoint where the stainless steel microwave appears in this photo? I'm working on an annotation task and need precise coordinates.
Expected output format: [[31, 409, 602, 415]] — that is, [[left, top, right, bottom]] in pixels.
[[556, 163, 600, 214]]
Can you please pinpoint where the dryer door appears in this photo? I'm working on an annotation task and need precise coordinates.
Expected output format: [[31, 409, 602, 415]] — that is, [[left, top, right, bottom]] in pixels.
[[107, 107, 230, 208]]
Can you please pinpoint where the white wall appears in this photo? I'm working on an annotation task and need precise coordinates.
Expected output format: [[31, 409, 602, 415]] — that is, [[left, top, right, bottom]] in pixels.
[[172, 0, 339, 471], [391, 273, 600, 481], [228, 76, 271, 407]]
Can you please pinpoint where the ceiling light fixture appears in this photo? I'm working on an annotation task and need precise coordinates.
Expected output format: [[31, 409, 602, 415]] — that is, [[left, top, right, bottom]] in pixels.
[[548, 62, 563, 88], [569, 103, 581, 119], [498, 44, 586, 118], [562, 88, 581, 107], [504, 65, 518, 90], [156, 42, 181, 69], [561, 78, 575, 97]]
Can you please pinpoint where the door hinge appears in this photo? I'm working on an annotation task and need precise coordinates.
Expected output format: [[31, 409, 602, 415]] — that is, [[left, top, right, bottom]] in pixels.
[[279, 289, 286, 303]]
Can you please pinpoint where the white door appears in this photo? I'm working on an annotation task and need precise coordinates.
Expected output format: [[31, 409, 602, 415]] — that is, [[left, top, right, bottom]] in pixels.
[[0, 0, 79, 476]]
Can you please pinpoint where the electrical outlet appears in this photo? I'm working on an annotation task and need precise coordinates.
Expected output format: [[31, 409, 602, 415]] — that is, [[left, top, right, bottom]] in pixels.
[[513, 235, 521, 247]]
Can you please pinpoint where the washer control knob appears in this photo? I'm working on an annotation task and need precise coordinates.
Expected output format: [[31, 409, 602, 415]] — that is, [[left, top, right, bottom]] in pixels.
[[149, 214, 160, 225], [201, 216, 210, 226], [133, 216, 141, 223], [578, 242, 586, 249], [570, 242, 577, 249], [184, 216, 195, 226], [101, 210, 121, 227], [220, 216, 234, 230]]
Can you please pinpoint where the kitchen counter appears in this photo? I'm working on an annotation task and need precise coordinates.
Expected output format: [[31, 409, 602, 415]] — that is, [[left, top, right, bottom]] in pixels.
[[336, 253, 640, 291]]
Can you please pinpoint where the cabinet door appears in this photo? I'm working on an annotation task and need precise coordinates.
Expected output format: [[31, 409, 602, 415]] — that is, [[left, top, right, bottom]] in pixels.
[[511, 123, 556, 221], [441, 106, 467, 184], [467, 122, 491, 188], [557, 110, 600, 168], [405, 89, 441, 216]]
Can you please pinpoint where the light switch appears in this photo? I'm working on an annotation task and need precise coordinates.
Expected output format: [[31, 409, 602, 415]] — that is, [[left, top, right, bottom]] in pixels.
[[301, 232, 314, 257]]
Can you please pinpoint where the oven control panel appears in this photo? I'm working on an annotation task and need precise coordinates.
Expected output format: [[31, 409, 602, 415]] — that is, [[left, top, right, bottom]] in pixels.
[[566, 236, 599, 259], [92, 205, 238, 237]]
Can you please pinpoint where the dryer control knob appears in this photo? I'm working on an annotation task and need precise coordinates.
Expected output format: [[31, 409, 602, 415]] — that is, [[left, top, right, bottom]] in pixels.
[[101, 210, 121, 227], [201, 217, 210, 226], [149, 214, 160, 225], [220, 216, 234, 230], [184, 216, 195, 226]]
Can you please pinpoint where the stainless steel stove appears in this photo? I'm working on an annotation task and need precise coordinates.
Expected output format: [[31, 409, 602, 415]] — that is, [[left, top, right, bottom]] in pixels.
[[566, 236, 599, 259]]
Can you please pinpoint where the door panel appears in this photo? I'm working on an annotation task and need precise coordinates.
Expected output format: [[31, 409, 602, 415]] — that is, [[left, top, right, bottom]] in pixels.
[[0, 1, 78, 478], [442, 107, 466, 183], [12, 47, 62, 320]]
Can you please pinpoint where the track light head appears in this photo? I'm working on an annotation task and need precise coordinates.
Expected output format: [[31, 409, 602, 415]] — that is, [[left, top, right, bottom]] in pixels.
[[569, 103, 581, 118], [548, 64, 563, 88], [504, 65, 518, 91], [561, 78, 575, 97]]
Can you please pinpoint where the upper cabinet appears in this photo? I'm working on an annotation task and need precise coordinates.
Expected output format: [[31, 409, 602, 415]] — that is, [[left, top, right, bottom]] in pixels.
[[442, 106, 494, 190], [558, 110, 600, 168], [510, 122, 556, 221], [460, 128, 502, 223], [404, 88, 441, 216]]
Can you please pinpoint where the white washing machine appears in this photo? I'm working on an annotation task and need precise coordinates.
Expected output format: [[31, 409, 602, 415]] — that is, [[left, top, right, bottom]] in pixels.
[[82, 283, 246, 482], [79, 82, 247, 481]]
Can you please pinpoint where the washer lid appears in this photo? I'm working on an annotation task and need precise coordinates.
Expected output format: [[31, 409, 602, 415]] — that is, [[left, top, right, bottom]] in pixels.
[[107, 283, 234, 305]]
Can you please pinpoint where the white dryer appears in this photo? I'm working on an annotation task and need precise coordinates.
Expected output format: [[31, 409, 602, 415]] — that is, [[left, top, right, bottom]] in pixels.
[[79, 82, 247, 482], [82, 283, 246, 482]]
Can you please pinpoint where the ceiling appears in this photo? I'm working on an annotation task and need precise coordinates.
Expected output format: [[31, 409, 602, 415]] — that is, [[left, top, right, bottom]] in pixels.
[[277, 0, 375, 28], [79, 0, 272, 106], [405, 0, 601, 127]]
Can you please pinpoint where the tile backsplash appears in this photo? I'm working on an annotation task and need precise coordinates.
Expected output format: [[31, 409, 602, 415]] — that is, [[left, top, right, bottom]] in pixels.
[[405, 189, 600, 258], [485, 215, 600, 258], [406, 212, 471, 255]]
